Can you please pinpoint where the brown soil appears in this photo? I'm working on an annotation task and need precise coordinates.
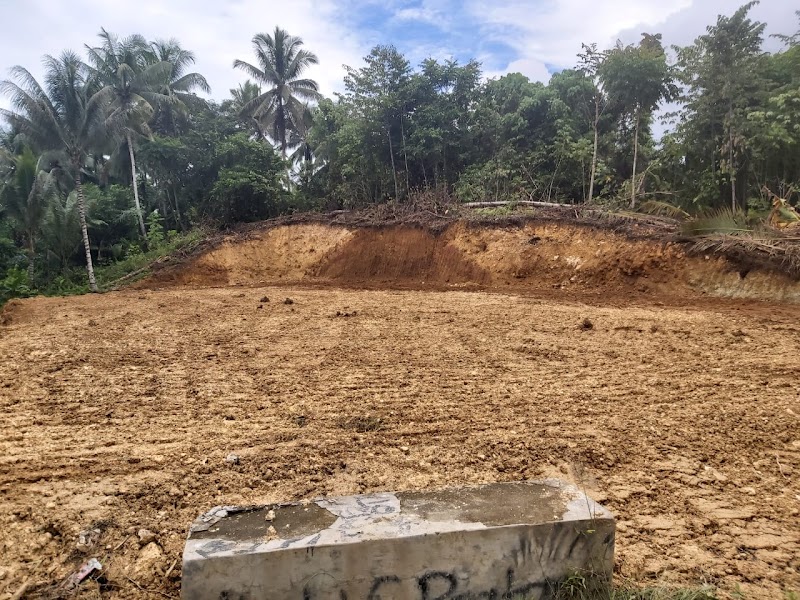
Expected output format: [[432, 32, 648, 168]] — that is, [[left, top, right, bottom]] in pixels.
[[1, 221, 799, 599], [147, 221, 800, 304]]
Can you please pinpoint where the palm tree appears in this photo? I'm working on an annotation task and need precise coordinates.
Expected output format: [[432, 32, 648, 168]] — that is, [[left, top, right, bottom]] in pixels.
[[0, 147, 55, 280], [0, 51, 122, 292], [226, 80, 263, 139], [86, 29, 170, 240], [233, 27, 321, 157], [146, 38, 210, 135]]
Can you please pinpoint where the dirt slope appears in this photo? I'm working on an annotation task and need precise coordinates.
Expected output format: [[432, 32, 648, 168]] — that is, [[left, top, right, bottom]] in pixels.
[[145, 221, 800, 303]]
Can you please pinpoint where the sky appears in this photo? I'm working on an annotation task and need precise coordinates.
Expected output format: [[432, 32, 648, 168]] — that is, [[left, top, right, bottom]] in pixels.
[[0, 0, 796, 107]]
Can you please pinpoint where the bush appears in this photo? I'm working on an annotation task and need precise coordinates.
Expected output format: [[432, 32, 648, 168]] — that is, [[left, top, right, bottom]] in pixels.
[[0, 267, 32, 306]]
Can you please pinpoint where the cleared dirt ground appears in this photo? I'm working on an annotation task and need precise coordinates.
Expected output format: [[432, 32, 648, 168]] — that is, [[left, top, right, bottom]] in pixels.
[[1, 283, 799, 599]]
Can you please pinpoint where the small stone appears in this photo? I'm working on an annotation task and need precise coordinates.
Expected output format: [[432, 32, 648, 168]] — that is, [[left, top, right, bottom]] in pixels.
[[76, 530, 94, 553], [265, 510, 276, 522], [135, 542, 164, 581], [45, 501, 56, 509], [266, 525, 278, 540], [0, 567, 7, 580], [138, 528, 156, 545], [283, 298, 294, 305], [400, 446, 410, 454], [260, 296, 269, 303], [169, 487, 182, 497], [225, 454, 240, 465], [152, 455, 165, 464]]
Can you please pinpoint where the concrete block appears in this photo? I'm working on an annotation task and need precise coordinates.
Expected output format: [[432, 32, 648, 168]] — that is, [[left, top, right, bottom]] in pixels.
[[182, 479, 614, 600]]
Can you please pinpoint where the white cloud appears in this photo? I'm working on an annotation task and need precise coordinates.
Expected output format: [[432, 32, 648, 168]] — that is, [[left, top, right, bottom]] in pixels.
[[393, 6, 442, 25], [0, 0, 368, 110], [470, 0, 693, 76], [0, 0, 795, 116]]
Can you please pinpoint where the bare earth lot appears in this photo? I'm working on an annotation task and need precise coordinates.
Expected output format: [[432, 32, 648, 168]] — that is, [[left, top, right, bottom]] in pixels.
[[0, 286, 798, 599]]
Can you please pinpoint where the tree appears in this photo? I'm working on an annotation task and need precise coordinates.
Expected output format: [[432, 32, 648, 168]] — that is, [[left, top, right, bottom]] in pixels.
[[223, 80, 263, 139], [208, 134, 286, 224], [675, 2, 766, 210], [577, 44, 608, 204], [1, 51, 123, 291], [233, 27, 321, 156], [145, 38, 210, 135], [86, 29, 168, 240], [0, 147, 55, 280], [340, 46, 412, 200], [600, 34, 673, 208]]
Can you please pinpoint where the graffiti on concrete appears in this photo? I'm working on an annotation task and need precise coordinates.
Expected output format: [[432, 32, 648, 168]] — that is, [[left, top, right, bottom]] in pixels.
[[300, 567, 546, 600]]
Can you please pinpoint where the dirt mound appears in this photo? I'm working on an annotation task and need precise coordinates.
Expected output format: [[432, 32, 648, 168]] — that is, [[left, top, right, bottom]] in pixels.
[[143, 220, 800, 303]]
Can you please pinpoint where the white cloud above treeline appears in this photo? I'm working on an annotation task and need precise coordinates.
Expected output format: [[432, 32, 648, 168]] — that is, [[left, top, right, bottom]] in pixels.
[[0, 0, 796, 110]]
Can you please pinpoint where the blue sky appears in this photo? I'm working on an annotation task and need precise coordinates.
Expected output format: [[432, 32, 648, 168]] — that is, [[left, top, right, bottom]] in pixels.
[[0, 0, 795, 107]]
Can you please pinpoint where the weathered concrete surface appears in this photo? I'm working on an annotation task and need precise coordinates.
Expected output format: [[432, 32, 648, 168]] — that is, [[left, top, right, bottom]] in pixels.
[[182, 480, 614, 600]]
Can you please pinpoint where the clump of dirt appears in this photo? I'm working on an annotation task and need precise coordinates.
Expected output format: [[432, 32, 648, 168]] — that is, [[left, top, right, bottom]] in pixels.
[[143, 220, 800, 303]]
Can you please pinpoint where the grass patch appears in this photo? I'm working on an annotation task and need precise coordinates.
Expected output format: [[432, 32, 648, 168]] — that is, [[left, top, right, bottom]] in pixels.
[[337, 415, 384, 432], [609, 587, 718, 600], [546, 572, 718, 600]]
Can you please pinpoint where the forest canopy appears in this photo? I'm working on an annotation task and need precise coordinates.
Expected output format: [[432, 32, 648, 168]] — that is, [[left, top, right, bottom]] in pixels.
[[1, 3, 799, 297]]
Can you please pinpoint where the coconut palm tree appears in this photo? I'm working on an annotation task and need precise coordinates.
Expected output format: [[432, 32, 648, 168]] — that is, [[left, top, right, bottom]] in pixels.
[[85, 29, 171, 240], [233, 27, 321, 157], [0, 147, 55, 280], [0, 51, 122, 292], [146, 38, 210, 135], [226, 80, 263, 139]]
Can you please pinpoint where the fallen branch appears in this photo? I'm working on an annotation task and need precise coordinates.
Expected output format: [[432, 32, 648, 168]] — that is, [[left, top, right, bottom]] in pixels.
[[462, 200, 575, 208], [164, 558, 179, 579]]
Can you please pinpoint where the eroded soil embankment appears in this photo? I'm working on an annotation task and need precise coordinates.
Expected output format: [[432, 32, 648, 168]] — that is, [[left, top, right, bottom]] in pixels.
[[145, 221, 800, 303]]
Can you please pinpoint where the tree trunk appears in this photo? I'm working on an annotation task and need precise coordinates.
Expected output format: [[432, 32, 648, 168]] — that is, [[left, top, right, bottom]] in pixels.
[[171, 186, 185, 232], [729, 108, 736, 211], [126, 132, 148, 240], [388, 129, 399, 200], [74, 166, 98, 293], [277, 97, 287, 159], [26, 236, 35, 283], [588, 97, 600, 205], [401, 111, 410, 194], [630, 110, 640, 209]]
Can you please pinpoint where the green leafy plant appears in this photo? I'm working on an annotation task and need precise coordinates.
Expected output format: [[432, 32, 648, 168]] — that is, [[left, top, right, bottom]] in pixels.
[[0, 266, 32, 305]]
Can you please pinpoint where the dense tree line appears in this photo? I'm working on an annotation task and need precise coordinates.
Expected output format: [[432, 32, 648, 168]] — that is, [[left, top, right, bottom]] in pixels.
[[1, 2, 798, 299]]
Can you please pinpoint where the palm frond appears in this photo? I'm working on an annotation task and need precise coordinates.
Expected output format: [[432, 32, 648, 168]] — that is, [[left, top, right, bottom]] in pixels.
[[639, 200, 690, 220]]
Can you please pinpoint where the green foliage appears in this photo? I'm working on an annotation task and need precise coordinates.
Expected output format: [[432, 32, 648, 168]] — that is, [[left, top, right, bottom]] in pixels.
[[146, 210, 165, 248], [682, 208, 753, 236], [0, 266, 31, 305], [233, 27, 320, 154], [92, 226, 204, 289]]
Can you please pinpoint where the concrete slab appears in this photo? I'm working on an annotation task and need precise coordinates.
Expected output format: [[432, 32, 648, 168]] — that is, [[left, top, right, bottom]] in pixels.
[[182, 479, 615, 600]]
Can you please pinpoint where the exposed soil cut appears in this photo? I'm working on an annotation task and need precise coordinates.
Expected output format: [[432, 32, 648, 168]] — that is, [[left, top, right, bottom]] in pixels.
[[0, 286, 799, 599], [145, 221, 800, 304]]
